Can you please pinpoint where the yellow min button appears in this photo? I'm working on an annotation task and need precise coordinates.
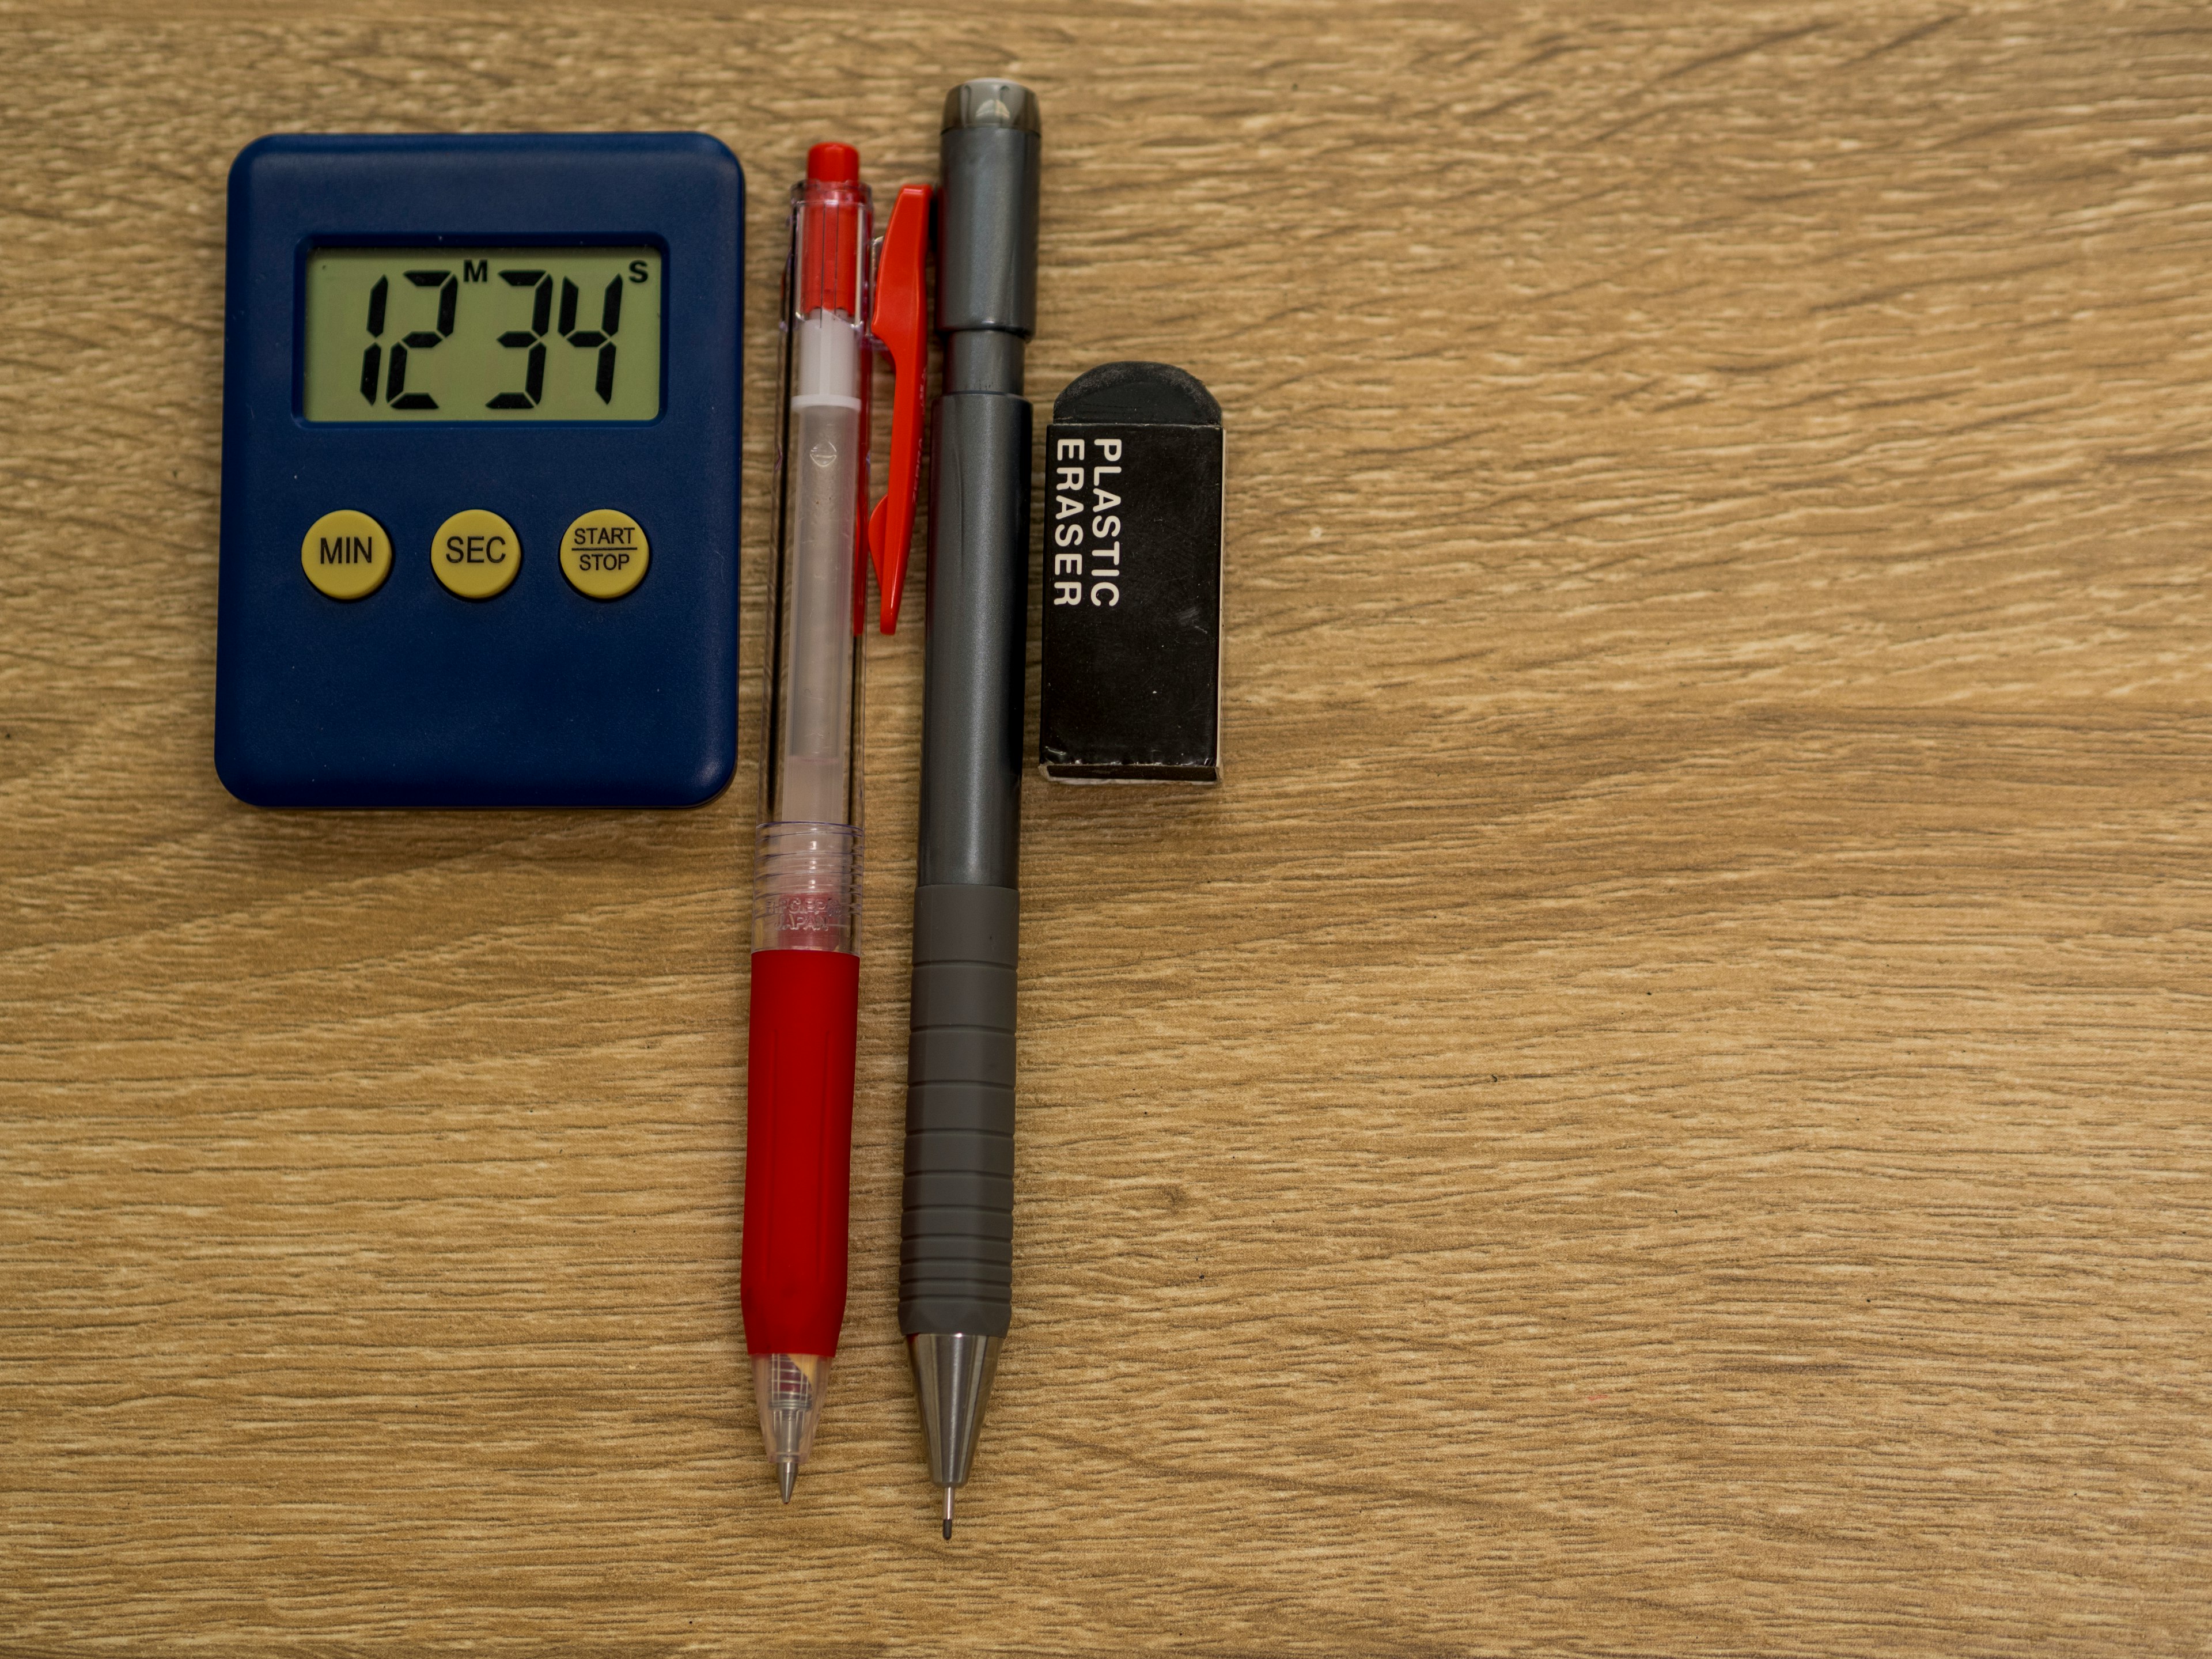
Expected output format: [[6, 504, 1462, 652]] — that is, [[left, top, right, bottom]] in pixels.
[[430, 509, 522, 600], [300, 509, 391, 600], [560, 509, 650, 600]]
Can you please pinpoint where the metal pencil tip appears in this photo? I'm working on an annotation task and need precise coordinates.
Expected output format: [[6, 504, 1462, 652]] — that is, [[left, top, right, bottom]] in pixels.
[[942, 1485, 955, 1540], [778, 1460, 797, 1504]]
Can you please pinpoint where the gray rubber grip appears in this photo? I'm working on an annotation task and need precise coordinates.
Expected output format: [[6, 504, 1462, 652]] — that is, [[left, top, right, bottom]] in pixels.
[[900, 883, 1018, 1337]]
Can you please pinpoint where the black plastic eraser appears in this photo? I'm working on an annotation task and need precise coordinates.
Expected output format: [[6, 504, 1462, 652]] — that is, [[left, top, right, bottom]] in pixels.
[[1040, 362, 1223, 783]]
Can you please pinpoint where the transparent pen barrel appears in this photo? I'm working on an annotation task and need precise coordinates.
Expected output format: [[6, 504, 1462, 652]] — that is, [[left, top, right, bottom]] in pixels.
[[753, 821, 861, 953], [762, 306, 866, 827]]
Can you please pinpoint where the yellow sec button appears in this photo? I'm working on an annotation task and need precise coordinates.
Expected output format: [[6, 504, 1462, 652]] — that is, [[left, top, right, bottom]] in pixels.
[[560, 509, 650, 600], [300, 509, 391, 600], [430, 509, 522, 600]]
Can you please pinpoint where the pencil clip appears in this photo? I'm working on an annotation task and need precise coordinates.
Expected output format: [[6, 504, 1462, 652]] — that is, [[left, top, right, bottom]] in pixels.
[[866, 182, 931, 635]]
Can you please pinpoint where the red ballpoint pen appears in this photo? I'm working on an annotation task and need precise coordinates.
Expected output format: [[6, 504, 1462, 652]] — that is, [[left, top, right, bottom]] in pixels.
[[742, 143, 929, 1501]]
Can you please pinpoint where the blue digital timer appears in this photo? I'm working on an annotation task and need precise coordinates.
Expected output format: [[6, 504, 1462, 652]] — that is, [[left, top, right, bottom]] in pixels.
[[215, 132, 744, 808]]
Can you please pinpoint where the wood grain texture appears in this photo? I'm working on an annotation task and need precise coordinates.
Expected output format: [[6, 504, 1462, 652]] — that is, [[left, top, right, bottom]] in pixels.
[[2, 0, 2209, 1652]]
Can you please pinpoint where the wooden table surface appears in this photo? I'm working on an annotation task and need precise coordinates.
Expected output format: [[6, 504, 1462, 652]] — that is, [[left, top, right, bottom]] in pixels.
[[3, 1, 2209, 1652]]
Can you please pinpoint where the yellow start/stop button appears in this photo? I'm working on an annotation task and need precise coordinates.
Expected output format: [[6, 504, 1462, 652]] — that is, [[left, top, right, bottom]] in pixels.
[[560, 509, 650, 600], [300, 509, 392, 600]]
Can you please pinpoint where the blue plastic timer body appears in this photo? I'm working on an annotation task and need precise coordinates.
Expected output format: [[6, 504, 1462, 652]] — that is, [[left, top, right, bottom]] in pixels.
[[215, 133, 744, 808]]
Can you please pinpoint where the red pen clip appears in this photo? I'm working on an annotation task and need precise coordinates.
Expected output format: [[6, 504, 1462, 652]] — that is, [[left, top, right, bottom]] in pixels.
[[864, 183, 931, 635]]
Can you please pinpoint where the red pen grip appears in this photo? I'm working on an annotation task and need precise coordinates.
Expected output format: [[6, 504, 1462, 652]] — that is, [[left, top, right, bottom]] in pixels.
[[740, 948, 861, 1358]]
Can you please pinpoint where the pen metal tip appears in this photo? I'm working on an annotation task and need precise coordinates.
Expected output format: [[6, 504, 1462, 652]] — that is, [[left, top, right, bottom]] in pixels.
[[942, 1485, 955, 1540], [778, 1460, 797, 1504]]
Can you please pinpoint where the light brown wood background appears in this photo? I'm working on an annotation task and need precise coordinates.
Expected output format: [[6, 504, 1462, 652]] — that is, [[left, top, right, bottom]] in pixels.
[[2, 0, 2207, 1652]]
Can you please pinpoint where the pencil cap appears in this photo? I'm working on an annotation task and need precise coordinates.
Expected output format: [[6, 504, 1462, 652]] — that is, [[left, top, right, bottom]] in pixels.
[[1040, 362, 1224, 783]]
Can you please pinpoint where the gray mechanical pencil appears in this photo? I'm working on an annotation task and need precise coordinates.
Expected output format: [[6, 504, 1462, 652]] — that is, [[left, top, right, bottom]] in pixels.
[[901, 78, 1041, 1541]]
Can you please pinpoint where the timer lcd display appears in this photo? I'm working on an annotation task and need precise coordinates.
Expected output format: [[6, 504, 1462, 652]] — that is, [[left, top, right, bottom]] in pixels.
[[303, 247, 661, 421]]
